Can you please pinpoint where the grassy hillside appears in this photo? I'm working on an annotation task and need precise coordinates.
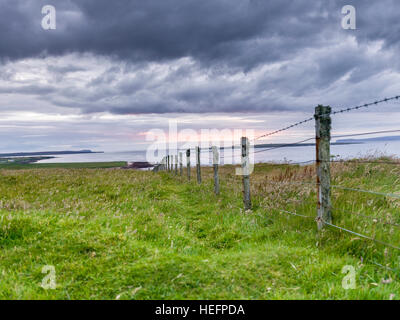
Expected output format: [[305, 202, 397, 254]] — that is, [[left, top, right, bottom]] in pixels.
[[0, 160, 399, 299]]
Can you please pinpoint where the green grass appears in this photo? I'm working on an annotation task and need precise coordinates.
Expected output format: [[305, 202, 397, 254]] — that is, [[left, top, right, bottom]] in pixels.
[[0, 160, 399, 299]]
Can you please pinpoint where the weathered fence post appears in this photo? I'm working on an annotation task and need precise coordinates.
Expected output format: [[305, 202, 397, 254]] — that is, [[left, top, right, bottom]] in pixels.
[[166, 155, 169, 172], [179, 152, 183, 176], [175, 155, 178, 175], [196, 146, 201, 184], [315, 105, 332, 230], [241, 137, 251, 210], [186, 149, 191, 181], [212, 146, 220, 195]]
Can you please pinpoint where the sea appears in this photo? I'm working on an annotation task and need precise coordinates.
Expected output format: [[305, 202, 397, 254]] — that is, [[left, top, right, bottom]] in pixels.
[[37, 140, 400, 166]]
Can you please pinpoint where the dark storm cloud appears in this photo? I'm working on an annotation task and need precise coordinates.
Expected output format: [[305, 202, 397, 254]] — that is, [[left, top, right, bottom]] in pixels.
[[1, 0, 400, 115], [0, 0, 340, 67]]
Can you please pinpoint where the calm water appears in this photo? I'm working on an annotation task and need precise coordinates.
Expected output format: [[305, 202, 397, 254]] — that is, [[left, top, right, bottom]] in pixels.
[[38, 141, 400, 165]]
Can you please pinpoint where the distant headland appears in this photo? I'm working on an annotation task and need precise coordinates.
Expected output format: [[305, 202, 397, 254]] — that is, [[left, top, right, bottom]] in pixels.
[[0, 150, 103, 157]]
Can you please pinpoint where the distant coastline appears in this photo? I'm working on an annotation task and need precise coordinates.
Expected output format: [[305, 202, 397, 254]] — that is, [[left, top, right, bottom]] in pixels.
[[0, 150, 103, 157], [336, 135, 400, 144]]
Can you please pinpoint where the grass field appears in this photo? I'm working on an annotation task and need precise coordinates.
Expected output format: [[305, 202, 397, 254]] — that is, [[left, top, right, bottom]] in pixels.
[[0, 160, 399, 299]]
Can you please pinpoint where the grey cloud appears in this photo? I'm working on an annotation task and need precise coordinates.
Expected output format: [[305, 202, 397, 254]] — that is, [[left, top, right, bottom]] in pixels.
[[0, 84, 56, 95], [0, 1, 366, 68], [0, 0, 400, 116]]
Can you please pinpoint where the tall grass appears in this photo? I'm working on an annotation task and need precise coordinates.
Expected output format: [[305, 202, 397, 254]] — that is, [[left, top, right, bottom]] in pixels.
[[0, 159, 399, 299]]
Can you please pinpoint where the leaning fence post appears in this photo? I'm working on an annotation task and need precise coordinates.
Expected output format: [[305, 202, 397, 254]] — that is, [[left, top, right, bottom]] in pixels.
[[212, 146, 220, 195], [315, 105, 332, 230], [186, 149, 191, 181], [241, 137, 251, 210], [196, 146, 202, 184], [175, 155, 178, 175], [179, 152, 183, 176]]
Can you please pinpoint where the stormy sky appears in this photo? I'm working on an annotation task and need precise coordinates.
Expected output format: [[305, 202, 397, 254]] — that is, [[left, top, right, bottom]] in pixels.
[[1, 0, 400, 152]]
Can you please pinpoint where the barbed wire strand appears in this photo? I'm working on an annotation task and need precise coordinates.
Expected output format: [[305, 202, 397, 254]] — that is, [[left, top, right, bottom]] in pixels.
[[330, 95, 400, 116], [254, 117, 314, 141], [253, 95, 400, 142]]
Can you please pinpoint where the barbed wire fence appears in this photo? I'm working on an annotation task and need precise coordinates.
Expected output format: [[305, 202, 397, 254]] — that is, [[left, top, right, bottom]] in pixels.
[[154, 95, 400, 275]]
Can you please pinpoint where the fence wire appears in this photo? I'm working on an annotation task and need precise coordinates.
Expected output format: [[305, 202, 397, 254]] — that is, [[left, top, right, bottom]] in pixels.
[[330, 95, 400, 116], [321, 219, 400, 251], [158, 94, 400, 276], [333, 208, 400, 228], [254, 117, 314, 141], [279, 209, 314, 219], [329, 159, 400, 166], [252, 95, 400, 142], [252, 137, 315, 154], [331, 185, 400, 200], [332, 128, 400, 139]]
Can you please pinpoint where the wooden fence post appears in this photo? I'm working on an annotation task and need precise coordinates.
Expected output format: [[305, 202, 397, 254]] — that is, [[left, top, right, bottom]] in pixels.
[[186, 149, 191, 181], [241, 137, 251, 210], [179, 152, 183, 176], [196, 146, 201, 184], [315, 105, 332, 230], [166, 155, 169, 172], [175, 155, 178, 175], [212, 146, 220, 195]]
